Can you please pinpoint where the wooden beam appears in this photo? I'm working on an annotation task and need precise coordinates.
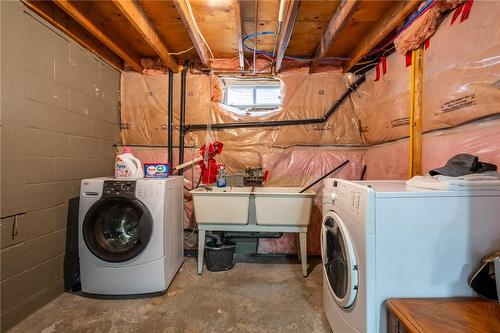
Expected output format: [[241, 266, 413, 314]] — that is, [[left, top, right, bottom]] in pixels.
[[234, 0, 245, 71], [22, 0, 123, 71], [344, 0, 420, 71], [310, 0, 360, 71], [112, 0, 178, 72], [173, 0, 210, 66], [409, 46, 424, 177], [53, 0, 143, 72], [275, 0, 301, 73]]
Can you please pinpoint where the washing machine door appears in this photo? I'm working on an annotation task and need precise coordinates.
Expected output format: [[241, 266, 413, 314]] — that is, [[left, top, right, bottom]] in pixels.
[[321, 210, 358, 308], [83, 196, 153, 263]]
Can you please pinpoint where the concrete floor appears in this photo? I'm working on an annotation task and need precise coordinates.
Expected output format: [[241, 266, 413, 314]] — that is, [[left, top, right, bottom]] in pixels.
[[9, 257, 331, 333]]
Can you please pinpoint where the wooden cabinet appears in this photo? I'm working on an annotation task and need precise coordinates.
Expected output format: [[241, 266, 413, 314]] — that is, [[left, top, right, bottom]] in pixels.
[[386, 298, 500, 333], [387, 310, 409, 333]]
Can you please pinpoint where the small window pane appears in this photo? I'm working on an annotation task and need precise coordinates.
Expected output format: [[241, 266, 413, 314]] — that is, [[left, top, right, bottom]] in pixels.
[[256, 88, 280, 105], [227, 87, 254, 106]]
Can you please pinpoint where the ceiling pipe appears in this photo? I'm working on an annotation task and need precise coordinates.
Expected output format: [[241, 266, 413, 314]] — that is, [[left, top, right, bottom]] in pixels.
[[253, 0, 258, 75], [272, 0, 287, 58]]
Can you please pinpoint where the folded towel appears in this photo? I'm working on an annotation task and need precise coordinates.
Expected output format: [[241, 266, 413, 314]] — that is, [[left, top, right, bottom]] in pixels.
[[406, 172, 500, 190]]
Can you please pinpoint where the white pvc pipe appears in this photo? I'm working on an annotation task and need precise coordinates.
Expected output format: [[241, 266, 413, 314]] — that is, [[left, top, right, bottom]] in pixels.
[[278, 0, 286, 23]]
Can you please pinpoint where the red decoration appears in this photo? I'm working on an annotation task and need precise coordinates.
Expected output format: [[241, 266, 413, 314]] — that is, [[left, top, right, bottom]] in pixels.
[[199, 141, 224, 185]]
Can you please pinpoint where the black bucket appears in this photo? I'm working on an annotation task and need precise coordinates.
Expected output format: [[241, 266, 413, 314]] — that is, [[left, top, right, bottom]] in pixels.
[[205, 236, 236, 272]]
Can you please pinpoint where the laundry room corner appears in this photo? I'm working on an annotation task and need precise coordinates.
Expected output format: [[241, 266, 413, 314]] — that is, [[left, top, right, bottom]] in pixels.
[[2, 0, 500, 332]]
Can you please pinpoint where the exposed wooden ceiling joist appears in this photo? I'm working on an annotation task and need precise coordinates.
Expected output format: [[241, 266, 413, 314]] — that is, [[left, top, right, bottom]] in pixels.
[[173, 0, 210, 66], [53, 0, 143, 72], [22, 0, 123, 71], [112, 0, 178, 72], [310, 0, 360, 71], [275, 0, 301, 72], [234, 0, 245, 71], [343, 0, 421, 72]]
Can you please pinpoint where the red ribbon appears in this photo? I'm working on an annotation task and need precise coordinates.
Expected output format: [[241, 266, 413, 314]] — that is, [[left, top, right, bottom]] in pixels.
[[405, 51, 412, 67], [460, 0, 474, 23], [424, 38, 430, 50], [374, 62, 381, 81], [451, 0, 474, 25], [380, 57, 387, 75], [451, 4, 463, 25]]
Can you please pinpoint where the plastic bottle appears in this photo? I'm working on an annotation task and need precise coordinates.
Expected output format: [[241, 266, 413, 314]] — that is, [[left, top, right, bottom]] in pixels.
[[115, 147, 144, 179], [216, 165, 227, 187]]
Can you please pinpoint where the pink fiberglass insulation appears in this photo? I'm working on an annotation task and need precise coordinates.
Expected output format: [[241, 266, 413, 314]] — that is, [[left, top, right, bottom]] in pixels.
[[394, 2, 441, 55], [422, 117, 500, 174], [362, 139, 410, 180], [351, 0, 500, 145], [394, 0, 464, 55], [257, 148, 366, 255], [423, 0, 500, 132], [348, 53, 411, 145]]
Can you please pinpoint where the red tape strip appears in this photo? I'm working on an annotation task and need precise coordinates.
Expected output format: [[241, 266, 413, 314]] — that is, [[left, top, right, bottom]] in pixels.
[[405, 51, 412, 67], [424, 38, 430, 50], [460, 0, 474, 23], [380, 57, 387, 75], [374, 62, 381, 81], [451, 4, 463, 25]]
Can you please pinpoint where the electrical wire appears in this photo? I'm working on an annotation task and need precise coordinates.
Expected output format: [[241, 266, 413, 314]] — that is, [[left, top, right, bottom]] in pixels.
[[168, 46, 194, 56], [184, 0, 215, 60], [353, 62, 377, 76], [243, 31, 350, 63]]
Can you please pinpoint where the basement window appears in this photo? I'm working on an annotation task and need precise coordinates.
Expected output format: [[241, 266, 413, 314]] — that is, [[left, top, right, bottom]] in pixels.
[[223, 78, 281, 111]]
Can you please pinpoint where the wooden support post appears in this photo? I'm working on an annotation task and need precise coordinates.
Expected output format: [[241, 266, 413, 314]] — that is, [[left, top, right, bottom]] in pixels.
[[409, 46, 424, 178]]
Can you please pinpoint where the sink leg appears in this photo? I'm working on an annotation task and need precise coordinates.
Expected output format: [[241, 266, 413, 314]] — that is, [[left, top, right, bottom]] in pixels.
[[197, 230, 206, 275], [299, 232, 307, 277], [296, 233, 301, 263]]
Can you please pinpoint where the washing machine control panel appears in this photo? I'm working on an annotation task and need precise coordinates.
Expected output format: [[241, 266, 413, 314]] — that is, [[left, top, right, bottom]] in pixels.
[[102, 180, 136, 198]]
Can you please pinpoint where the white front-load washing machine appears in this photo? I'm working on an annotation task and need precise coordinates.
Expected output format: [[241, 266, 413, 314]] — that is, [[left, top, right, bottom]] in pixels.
[[79, 177, 184, 296], [321, 179, 500, 333]]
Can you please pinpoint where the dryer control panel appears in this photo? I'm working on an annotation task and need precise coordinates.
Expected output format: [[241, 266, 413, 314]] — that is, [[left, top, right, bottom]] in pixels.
[[326, 179, 369, 219], [102, 180, 136, 198]]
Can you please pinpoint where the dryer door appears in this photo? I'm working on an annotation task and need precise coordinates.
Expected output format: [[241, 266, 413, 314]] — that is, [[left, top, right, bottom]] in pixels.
[[83, 197, 153, 263], [321, 211, 358, 308]]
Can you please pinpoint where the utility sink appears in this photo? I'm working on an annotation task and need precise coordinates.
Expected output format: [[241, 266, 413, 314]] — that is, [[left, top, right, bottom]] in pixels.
[[253, 187, 315, 226], [191, 187, 252, 224]]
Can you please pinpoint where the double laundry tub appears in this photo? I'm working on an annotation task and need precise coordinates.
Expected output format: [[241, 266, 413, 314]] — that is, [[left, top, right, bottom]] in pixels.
[[191, 186, 316, 276], [191, 186, 315, 226]]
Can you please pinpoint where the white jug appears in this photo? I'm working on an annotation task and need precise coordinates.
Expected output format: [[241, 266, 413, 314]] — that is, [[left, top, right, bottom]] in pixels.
[[115, 147, 144, 179]]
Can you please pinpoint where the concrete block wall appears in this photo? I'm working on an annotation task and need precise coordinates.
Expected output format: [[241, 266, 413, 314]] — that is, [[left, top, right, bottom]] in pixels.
[[0, 2, 121, 331]]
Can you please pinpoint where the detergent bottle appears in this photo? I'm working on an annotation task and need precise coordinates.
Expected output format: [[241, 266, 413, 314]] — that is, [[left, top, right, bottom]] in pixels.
[[115, 147, 144, 179], [216, 164, 226, 188]]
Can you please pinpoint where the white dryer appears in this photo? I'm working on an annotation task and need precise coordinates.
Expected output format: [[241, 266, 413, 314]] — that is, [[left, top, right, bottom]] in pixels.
[[79, 177, 184, 296], [321, 179, 500, 333]]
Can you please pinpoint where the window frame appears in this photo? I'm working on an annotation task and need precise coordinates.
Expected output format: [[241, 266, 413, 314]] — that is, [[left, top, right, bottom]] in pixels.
[[223, 82, 281, 110]]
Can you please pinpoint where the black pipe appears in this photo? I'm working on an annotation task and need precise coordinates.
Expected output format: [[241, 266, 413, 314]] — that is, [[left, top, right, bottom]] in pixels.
[[299, 160, 350, 193], [167, 70, 174, 166], [178, 63, 188, 175], [182, 75, 366, 133]]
